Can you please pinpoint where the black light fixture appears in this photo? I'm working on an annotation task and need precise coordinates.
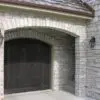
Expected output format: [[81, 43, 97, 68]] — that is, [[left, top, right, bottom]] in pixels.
[[0, 30, 4, 46], [89, 36, 96, 49]]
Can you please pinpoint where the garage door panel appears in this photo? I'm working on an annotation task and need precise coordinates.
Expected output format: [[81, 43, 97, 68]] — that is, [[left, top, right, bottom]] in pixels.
[[4, 39, 51, 94]]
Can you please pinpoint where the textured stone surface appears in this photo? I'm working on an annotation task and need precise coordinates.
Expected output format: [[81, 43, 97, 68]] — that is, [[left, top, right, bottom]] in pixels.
[[0, 9, 87, 98], [86, 0, 100, 100]]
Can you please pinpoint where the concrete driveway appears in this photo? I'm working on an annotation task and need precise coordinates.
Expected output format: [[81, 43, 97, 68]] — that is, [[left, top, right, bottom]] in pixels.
[[5, 90, 84, 100]]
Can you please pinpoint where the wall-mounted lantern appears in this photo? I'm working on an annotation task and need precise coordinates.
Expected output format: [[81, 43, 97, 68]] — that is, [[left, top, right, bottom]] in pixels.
[[0, 30, 4, 46], [89, 36, 96, 49]]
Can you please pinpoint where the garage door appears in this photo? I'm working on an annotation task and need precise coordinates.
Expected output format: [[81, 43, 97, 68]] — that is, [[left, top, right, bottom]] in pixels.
[[4, 38, 51, 94]]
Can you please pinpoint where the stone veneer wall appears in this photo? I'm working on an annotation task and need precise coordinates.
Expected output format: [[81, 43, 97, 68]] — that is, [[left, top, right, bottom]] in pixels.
[[86, 1, 100, 100], [0, 9, 87, 98]]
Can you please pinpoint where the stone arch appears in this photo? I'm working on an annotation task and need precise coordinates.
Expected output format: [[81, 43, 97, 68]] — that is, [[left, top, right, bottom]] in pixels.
[[4, 26, 77, 94], [4, 27, 54, 46], [4, 26, 79, 38], [4, 26, 78, 46], [1, 14, 82, 38]]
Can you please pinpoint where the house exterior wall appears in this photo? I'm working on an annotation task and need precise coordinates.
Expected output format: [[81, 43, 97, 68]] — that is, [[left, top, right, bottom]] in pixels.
[[86, 1, 100, 100], [0, 9, 87, 99]]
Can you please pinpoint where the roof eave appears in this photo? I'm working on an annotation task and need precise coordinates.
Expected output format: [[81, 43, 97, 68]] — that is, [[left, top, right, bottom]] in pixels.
[[0, 1, 94, 19], [82, 1, 95, 16]]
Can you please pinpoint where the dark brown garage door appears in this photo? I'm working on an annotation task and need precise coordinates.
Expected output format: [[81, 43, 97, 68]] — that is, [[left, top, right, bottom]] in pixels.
[[4, 38, 51, 94]]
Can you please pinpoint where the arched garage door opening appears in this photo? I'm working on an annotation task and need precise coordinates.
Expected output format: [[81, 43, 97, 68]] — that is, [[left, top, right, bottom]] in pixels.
[[4, 27, 76, 95], [4, 38, 51, 94]]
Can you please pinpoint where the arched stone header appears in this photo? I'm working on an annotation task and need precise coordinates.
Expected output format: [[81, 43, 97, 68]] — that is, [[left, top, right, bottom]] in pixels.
[[5, 27, 54, 45], [5, 27, 77, 46], [0, 12, 86, 38]]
